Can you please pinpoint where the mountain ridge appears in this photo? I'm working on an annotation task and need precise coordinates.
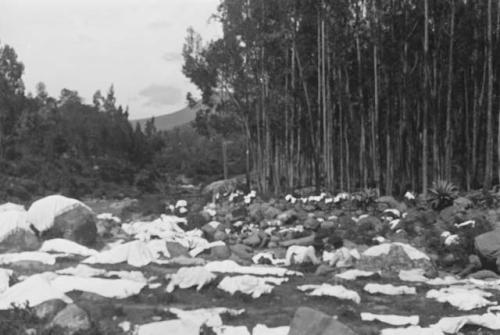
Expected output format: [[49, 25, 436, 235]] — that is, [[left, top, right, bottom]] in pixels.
[[130, 102, 201, 131]]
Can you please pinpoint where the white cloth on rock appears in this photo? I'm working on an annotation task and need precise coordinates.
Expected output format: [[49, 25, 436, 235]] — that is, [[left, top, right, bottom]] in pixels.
[[217, 275, 275, 298], [83, 240, 168, 267], [0, 251, 57, 265], [0, 202, 25, 213], [0, 274, 72, 309], [205, 260, 301, 277], [27, 195, 91, 232], [335, 269, 375, 280], [166, 266, 216, 292], [364, 283, 416, 295], [361, 313, 419, 326], [0, 209, 30, 242], [252, 324, 289, 335], [432, 314, 500, 333], [381, 326, 443, 335], [426, 287, 495, 311], [40, 238, 98, 257], [297, 284, 361, 304], [51, 275, 146, 299], [363, 242, 429, 260]]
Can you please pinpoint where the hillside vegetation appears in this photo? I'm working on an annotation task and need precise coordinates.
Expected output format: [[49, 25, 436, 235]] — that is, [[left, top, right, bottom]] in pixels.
[[0, 43, 246, 203]]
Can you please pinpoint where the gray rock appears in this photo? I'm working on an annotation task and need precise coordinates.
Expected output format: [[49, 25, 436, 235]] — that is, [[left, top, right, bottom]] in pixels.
[[288, 307, 358, 335], [44, 205, 97, 246], [50, 304, 91, 332], [34, 299, 67, 321]]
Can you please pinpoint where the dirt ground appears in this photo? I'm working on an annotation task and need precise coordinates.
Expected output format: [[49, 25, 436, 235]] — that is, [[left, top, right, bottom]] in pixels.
[[6, 254, 500, 335]]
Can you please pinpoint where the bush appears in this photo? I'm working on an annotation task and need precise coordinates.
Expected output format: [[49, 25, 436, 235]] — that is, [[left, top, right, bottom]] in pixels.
[[428, 180, 458, 210]]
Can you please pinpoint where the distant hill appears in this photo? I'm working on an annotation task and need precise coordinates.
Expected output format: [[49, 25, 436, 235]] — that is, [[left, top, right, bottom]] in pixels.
[[130, 102, 201, 131]]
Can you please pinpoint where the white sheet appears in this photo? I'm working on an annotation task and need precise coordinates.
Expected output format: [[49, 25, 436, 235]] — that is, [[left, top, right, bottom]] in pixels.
[[0, 274, 72, 309], [51, 275, 146, 299], [363, 242, 429, 260], [297, 284, 361, 304], [381, 326, 443, 335], [364, 283, 416, 295], [218, 275, 275, 298], [83, 240, 168, 267], [27, 195, 91, 232], [426, 287, 496, 311], [40, 238, 98, 257], [166, 266, 216, 292], [205, 260, 302, 277], [336, 269, 375, 280], [361, 313, 419, 326], [0, 251, 57, 265], [252, 324, 289, 335], [0, 209, 29, 242], [432, 314, 500, 333]]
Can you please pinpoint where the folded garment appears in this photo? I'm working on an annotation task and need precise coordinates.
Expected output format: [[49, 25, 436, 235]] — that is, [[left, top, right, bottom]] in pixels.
[[218, 275, 275, 298], [0, 251, 57, 265], [399, 269, 428, 282], [426, 287, 495, 311], [51, 275, 146, 299], [381, 326, 443, 335], [205, 260, 301, 277], [297, 284, 360, 304], [40, 238, 98, 257], [213, 326, 250, 335], [83, 240, 169, 267], [432, 313, 500, 333], [252, 324, 289, 335], [166, 266, 216, 292], [364, 283, 416, 295], [0, 274, 72, 309], [336, 269, 375, 280], [56, 264, 107, 277], [361, 312, 419, 326]]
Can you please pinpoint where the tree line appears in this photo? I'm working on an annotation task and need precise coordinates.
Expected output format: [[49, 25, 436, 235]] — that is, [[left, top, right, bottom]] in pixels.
[[0, 43, 246, 201], [183, 0, 500, 196]]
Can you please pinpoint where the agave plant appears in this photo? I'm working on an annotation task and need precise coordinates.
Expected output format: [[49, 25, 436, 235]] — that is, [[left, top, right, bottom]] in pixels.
[[428, 180, 458, 210]]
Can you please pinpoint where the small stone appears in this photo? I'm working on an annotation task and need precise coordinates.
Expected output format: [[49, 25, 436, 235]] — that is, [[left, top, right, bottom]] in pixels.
[[51, 304, 91, 332], [34, 299, 67, 321]]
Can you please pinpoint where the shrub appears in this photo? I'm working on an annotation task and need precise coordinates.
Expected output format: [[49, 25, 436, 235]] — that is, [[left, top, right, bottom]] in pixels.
[[428, 180, 458, 210]]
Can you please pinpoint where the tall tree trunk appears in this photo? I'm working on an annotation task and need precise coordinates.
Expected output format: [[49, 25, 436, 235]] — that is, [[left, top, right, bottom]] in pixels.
[[444, 0, 455, 181], [422, 0, 429, 195], [372, 0, 380, 191], [484, 0, 493, 191]]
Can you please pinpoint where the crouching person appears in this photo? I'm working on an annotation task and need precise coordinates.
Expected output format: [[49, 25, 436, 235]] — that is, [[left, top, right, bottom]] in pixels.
[[458, 229, 500, 278], [284, 239, 324, 266], [315, 236, 356, 275]]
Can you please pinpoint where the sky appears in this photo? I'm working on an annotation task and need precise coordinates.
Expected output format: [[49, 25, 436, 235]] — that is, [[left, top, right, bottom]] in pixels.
[[0, 0, 221, 119]]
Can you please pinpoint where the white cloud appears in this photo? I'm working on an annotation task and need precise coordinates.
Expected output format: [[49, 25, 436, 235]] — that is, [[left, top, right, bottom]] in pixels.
[[139, 84, 183, 106]]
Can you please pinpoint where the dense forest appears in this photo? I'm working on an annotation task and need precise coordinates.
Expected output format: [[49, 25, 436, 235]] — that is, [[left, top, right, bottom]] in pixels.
[[183, 0, 500, 196], [0, 43, 246, 201]]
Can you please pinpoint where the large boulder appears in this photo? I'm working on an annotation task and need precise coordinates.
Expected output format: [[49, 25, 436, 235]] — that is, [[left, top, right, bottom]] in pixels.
[[356, 242, 437, 277], [27, 195, 97, 246], [0, 209, 39, 252], [248, 203, 281, 222], [288, 307, 357, 335]]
